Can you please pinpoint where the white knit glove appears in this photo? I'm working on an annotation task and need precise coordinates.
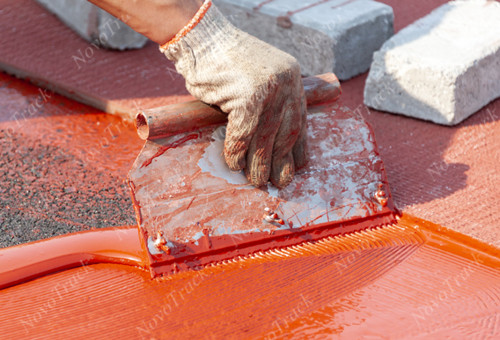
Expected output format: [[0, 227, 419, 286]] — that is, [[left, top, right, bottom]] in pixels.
[[161, 2, 307, 188]]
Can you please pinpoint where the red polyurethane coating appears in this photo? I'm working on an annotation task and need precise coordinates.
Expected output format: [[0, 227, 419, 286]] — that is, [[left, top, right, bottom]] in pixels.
[[1, 215, 499, 338]]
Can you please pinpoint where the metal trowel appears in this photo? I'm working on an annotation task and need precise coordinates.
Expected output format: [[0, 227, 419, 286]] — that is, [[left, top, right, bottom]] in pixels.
[[127, 73, 397, 277]]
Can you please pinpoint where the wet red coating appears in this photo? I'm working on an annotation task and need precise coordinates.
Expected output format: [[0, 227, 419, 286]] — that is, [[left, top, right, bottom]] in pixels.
[[140, 133, 200, 168], [1, 214, 498, 339], [0, 6, 496, 339], [0, 226, 146, 290]]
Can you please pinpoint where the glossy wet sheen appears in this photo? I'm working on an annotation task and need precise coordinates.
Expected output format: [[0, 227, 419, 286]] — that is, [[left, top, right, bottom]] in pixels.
[[2, 215, 499, 339]]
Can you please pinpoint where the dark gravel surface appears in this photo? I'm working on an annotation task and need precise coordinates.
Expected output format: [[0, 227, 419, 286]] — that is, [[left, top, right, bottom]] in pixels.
[[0, 129, 136, 248]]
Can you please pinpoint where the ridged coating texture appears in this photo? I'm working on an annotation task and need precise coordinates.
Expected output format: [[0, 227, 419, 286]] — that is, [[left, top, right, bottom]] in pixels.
[[2, 215, 499, 339]]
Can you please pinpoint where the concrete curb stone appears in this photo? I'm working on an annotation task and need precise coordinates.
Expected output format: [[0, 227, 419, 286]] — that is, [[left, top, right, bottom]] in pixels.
[[214, 0, 394, 79], [35, 0, 148, 50], [364, 0, 500, 125]]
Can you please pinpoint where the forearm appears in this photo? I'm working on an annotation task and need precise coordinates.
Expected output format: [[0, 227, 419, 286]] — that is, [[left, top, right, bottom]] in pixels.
[[87, 0, 203, 44]]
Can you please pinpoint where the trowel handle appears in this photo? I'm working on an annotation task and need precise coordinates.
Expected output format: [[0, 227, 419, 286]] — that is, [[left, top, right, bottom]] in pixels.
[[135, 73, 341, 140]]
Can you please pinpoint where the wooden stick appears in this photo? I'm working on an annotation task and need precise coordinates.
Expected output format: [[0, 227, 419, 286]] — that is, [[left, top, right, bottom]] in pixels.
[[136, 73, 341, 140]]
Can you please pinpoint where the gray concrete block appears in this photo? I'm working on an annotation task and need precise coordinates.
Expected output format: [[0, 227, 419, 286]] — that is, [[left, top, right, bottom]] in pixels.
[[214, 0, 393, 79], [364, 0, 500, 125], [36, 0, 148, 50]]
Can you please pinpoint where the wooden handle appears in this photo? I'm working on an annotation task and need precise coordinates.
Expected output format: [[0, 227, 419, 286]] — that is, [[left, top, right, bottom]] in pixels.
[[136, 73, 341, 140]]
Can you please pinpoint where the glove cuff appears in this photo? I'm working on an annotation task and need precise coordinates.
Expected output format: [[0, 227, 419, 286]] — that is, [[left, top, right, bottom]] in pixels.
[[159, 0, 212, 53], [160, 1, 237, 62]]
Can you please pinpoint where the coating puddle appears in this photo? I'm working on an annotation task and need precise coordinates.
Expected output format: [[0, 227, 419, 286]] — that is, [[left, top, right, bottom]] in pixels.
[[2, 214, 499, 338]]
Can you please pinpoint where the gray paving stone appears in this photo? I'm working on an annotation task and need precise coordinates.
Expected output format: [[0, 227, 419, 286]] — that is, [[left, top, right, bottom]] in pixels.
[[215, 0, 394, 79], [364, 0, 500, 125], [36, 0, 148, 50]]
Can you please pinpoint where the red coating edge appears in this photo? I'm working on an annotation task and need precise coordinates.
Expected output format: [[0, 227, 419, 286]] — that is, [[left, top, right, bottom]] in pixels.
[[0, 226, 147, 290]]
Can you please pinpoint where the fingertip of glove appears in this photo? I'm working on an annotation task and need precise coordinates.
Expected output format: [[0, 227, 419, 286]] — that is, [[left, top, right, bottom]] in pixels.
[[292, 125, 308, 170], [270, 154, 295, 189], [224, 148, 246, 171], [292, 143, 307, 170], [270, 176, 293, 189], [244, 167, 269, 188]]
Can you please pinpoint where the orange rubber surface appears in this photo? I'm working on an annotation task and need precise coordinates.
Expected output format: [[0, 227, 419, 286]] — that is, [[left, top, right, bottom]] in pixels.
[[0, 1, 498, 338], [2, 215, 499, 339]]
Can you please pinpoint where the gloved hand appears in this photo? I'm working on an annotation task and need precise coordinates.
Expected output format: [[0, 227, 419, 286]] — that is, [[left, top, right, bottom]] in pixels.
[[161, 2, 307, 188]]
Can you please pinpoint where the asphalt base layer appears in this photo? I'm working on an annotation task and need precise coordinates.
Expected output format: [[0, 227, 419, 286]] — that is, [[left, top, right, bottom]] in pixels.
[[0, 129, 135, 246], [0, 73, 142, 248]]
